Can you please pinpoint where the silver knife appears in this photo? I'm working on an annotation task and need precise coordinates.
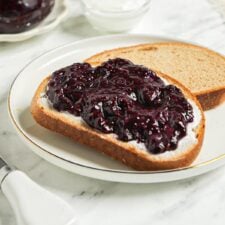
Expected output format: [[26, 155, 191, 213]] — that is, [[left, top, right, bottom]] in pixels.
[[0, 157, 77, 225]]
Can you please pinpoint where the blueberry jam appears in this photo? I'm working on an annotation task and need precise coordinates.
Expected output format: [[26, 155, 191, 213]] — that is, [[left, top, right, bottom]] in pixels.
[[0, 0, 54, 33], [46, 58, 194, 154]]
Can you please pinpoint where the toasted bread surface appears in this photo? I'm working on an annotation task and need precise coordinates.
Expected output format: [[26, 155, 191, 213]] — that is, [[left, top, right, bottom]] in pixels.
[[31, 71, 205, 171], [86, 42, 225, 110]]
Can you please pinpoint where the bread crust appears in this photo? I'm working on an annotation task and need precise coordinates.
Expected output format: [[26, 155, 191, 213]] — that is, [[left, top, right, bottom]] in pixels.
[[31, 72, 205, 171], [197, 89, 225, 111], [85, 42, 225, 110]]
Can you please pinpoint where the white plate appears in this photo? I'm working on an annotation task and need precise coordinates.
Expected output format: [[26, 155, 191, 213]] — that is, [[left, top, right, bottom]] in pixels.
[[0, 0, 68, 42], [8, 34, 225, 183]]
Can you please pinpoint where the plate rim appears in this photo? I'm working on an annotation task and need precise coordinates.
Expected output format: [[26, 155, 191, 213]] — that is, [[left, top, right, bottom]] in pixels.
[[8, 33, 225, 175]]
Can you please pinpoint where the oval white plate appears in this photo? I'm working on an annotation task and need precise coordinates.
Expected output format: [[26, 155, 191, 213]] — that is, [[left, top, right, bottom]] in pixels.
[[0, 0, 68, 42], [8, 34, 225, 183]]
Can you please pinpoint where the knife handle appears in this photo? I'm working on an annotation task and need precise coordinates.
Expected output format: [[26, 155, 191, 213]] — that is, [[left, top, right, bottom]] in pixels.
[[1, 170, 77, 225]]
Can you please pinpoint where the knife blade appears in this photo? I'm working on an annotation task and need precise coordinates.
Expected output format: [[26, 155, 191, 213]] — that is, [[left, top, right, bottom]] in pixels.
[[0, 157, 6, 168], [0, 157, 13, 187]]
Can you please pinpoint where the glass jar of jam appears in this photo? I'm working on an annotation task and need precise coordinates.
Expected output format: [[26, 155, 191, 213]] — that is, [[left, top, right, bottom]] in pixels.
[[0, 0, 55, 33]]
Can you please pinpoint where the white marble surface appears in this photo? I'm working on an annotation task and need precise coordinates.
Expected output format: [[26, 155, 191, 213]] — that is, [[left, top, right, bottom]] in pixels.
[[1, 0, 225, 224]]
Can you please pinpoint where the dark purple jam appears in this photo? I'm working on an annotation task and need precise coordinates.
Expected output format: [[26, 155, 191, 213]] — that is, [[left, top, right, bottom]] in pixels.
[[0, 0, 54, 33], [46, 58, 194, 154]]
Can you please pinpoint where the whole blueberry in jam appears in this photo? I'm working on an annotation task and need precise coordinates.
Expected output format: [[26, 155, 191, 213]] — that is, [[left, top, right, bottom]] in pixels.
[[46, 58, 194, 154]]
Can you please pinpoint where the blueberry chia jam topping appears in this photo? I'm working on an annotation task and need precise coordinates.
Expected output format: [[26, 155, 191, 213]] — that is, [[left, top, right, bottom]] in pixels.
[[46, 58, 194, 154]]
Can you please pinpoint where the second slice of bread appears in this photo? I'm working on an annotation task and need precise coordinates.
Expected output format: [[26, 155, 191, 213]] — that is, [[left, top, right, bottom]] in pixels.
[[31, 69, 205, 171], [86, 42, 225, 110]]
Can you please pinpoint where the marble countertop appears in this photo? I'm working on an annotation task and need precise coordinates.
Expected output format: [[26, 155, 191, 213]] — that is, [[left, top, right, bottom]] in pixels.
[[1, 0, 225, 224]]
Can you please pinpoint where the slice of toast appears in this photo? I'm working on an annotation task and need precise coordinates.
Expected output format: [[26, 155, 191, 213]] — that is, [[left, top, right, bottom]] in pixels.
[[86, 42, 225, 110], [31, 70, 205, 171]]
